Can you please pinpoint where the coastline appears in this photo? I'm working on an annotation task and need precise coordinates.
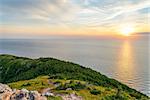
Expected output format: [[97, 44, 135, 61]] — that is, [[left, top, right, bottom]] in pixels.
[[0, 54, 149, 100]]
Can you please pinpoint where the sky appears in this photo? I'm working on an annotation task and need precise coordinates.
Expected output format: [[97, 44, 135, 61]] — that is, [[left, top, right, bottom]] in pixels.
[[0, 0, 149, 38]]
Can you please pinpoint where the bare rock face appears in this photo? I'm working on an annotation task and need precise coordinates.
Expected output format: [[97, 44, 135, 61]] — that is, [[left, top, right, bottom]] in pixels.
[[0, 83, 83, 100], [61, 94, 82, 100], [0, 83, 12, 100], [0, 83, 12, 93], [0, 83, 47, 100], [57, 93, 83, 100]]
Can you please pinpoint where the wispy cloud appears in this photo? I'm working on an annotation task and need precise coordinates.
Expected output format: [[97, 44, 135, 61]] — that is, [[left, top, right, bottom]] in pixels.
[[104, 0, 150, 20], [0, 0, 149, 36], [0, 0, 80, 24]]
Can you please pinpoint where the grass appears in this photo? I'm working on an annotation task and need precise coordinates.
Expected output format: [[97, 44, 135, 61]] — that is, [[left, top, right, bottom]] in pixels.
[[47, 96, 62, 100], [8, 76, 147, 100], [1, 54, 149, 99], [8, 76, 52, 91]]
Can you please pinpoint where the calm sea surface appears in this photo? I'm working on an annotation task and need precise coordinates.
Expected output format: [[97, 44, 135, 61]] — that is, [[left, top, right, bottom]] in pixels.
[[0, 35, 149, 96]]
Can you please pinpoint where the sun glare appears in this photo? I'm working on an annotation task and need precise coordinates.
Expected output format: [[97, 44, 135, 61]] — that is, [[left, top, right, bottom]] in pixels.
[[120, 25, 135, 36]]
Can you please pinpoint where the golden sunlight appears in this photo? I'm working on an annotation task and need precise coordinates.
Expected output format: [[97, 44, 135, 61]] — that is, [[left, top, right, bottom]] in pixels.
[[119, 25, 135, 36]]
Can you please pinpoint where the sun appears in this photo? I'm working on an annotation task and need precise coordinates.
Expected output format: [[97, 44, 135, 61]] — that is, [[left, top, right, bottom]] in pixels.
[[120, 25, 135, 36]]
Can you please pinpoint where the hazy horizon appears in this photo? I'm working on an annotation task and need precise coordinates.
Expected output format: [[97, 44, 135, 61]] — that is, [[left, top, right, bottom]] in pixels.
[[0, 32, 149, 39], [0, 35, 149, 96]]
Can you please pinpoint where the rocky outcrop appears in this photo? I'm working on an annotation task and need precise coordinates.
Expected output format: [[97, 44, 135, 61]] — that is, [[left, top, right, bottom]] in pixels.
[[57, 93, 82, 100], [0, 83, 83, 100], [0, 83, 12, 93], [0, 83, 46, 100]]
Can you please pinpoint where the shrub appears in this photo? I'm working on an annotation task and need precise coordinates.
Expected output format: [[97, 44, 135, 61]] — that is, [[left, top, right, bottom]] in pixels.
[[54, 80, 61, 84], [21, 83, 31, 87], [56, 81, 86, 90], [90, 89, 101, 95]]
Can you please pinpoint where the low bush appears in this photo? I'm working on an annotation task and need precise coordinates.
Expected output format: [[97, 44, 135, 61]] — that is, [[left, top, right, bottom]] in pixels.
[[90, 89, 101, 95], [56, 81, 86, 90], [21, 83, 31, 87]]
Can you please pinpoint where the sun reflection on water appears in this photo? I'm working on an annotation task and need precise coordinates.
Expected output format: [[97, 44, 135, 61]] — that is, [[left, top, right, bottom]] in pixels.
[[116, 40, 137, 88]]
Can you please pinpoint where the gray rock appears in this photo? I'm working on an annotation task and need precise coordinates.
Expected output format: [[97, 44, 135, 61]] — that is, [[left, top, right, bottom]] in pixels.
[[21, 88, 29, 93], [0, 83, 47, 100], [61, 93, 83, 100], [66, 88, 72, 90], [0, 83, 12, 93], [42, 92, 54, 97]]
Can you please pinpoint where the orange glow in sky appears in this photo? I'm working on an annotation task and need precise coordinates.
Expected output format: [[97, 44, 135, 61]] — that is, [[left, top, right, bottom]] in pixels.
[[0, 0, 149, 38], [119, 24, 135, 36]]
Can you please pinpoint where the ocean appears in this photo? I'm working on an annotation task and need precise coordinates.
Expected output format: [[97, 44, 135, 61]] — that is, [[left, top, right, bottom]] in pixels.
[[0, 35, 149, 96]]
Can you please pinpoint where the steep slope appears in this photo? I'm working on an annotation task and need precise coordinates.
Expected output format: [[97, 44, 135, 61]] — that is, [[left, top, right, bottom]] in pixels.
[[0, 54, 149, 99]]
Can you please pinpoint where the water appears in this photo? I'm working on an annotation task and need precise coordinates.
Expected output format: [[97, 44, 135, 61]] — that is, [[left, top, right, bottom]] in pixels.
[[0, 35, 149, 96]]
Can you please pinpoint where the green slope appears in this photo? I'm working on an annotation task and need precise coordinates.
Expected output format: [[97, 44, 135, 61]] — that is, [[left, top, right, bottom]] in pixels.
[[7, 76, 144, 100], [0, 54, 149, 99]]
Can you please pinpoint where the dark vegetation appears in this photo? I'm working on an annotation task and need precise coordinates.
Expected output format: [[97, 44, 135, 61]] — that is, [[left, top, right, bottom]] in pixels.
[[0, 54, 149, 99], [90, 89, 101, 95], [56, 81, 86, 90], [103, 95, 129, 100]]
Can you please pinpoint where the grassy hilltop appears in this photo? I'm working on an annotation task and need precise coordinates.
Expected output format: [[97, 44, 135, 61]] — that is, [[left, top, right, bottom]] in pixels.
[[0, 54, 149, 99]]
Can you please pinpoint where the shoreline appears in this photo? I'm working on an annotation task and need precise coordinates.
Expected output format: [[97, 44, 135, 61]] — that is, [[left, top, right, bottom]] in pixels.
[[0, 54, 149, 99]]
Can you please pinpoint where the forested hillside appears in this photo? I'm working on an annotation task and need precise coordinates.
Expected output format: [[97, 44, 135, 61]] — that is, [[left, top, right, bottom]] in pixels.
[[0, 54, 149, 99]]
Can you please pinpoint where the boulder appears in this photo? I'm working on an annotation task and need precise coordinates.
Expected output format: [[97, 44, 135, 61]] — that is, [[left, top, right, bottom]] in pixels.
[[0, 83, 47, 100], [0, 83, 12, 93]]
